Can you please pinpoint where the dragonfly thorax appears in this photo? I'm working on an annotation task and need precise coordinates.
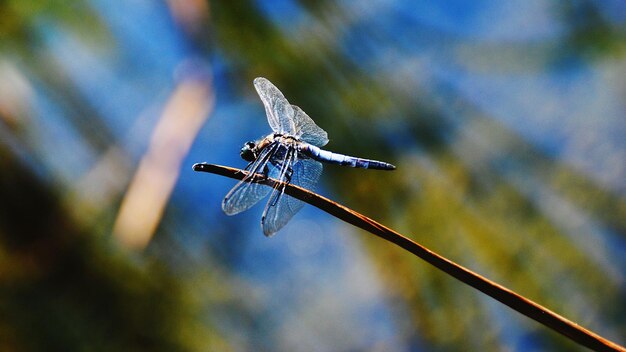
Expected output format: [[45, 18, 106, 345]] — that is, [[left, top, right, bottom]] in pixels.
[[240, 133, 302, 162], [271, 132, 299, 145]]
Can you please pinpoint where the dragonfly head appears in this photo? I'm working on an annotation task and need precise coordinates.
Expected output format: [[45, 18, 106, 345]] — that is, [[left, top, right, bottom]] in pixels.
[[240, 141, 257, 162]]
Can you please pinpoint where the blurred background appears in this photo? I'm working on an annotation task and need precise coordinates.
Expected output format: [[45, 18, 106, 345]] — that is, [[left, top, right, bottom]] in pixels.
[[0, 0, 625, 351]]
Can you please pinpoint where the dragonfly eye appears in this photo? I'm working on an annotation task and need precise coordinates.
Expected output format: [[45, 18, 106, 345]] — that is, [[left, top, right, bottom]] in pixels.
[[240, 141, 256, 162]]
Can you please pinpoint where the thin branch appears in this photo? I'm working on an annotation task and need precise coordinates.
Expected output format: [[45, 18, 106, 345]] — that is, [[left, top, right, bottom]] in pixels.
[[193, 162, 625, 352]]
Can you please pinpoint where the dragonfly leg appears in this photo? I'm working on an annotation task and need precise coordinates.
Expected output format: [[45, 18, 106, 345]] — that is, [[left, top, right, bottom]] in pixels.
[[242, 142, 278, 183], [284, 167, 293, 184]]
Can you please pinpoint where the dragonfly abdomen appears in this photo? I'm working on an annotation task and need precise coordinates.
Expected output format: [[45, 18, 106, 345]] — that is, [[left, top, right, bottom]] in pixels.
[[301, 144, 395, 170]]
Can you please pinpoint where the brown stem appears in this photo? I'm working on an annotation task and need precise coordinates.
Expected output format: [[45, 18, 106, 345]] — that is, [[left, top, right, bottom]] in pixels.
[[193, 162, 625, 352]]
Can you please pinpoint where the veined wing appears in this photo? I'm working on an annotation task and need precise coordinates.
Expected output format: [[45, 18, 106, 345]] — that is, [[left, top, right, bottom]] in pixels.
[[222, 143, 277, 215], [292, 105, 328, 147], [253, 77, 296, 135], [261, 157, 323, 236]]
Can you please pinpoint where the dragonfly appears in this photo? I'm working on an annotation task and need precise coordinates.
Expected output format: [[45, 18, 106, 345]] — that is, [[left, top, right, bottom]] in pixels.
[[223, 77, 395, 236]]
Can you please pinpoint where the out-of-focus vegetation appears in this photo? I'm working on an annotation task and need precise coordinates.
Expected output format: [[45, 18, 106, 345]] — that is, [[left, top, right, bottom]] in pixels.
[[0, 0, 624, 351]]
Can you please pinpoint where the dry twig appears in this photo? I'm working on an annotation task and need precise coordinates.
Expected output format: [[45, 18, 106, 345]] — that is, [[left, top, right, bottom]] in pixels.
[[193, 162, 625, 352]]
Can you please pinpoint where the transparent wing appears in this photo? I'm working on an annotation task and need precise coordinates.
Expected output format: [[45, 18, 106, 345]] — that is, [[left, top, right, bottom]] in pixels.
[[222, 144, 277, 215], [253, 77, 296, 134], [261, 157, 323, 236], [292, 105, 329, 147]]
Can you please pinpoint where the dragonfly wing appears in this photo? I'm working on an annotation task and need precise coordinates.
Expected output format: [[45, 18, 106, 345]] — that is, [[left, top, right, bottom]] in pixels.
[[292, 105, 329, 147], [261, 157, 323, 236], [222, 144, 276, 215], [253, 77, 296, 134]]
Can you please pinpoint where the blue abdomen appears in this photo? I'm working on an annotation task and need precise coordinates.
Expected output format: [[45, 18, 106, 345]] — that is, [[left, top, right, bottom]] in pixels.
[[300, 143, 395, 170]]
